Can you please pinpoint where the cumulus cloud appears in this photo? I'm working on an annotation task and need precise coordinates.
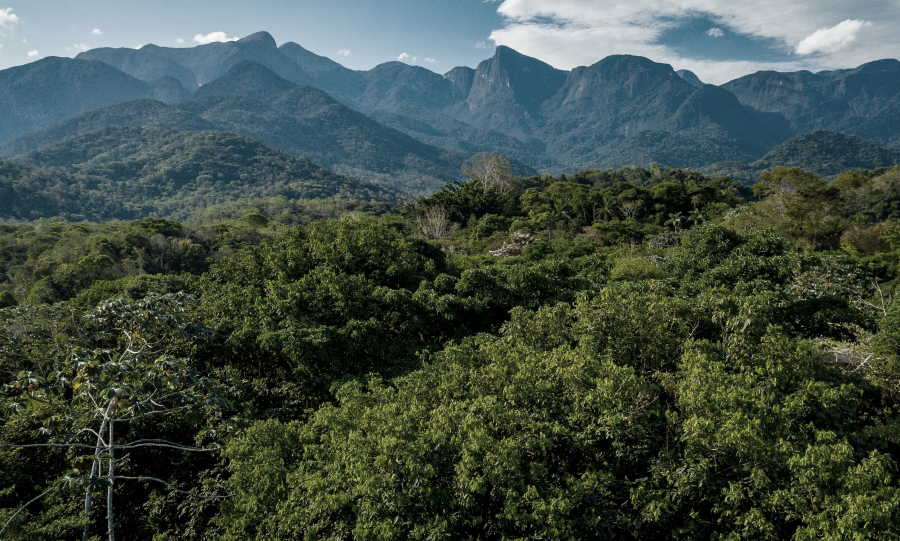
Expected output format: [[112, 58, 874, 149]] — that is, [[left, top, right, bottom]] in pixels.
[[488, 0, 900, 84], [27, 49, 37, 57], [424, 57, 436, 62], [0, 7, 19, 26], [398, 52, 410, 60], [176, 38, 185, 43], [193, 31, 239, 45], [75, 43, 89, 50], [706, 27, 724, 38], [796, 19, 871, 55], [92, 28, 102, 35], [336, 49, 350, 56]]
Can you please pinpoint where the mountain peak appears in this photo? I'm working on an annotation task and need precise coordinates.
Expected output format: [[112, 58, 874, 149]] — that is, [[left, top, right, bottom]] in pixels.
[[491, 45, 560, 72], [193, 60, 297, 102], [444, 66, 475, 99], [238, 31, 277, 47], [676, 69, 704, 87], [494, 45, 521, 57], [853, 58, 900, 74], [457, 45, 568, 137], [472, 45, 567, 99], [589, 55, 676, 77]]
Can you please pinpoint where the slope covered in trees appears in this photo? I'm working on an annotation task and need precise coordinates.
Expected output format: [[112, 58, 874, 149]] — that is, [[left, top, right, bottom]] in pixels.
[[180, 61, 482, 193], [702, 130, 900, 182], [0, 57, 190, 144], [0, 61, 496, 194], [723, 59, 900, 144], [0, 33, 895, 182], [0, 99, 215, 158], [0, 126, 393, 221]]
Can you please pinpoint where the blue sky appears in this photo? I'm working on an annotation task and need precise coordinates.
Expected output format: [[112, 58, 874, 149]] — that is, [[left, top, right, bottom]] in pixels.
[[0, 1, 897, 84]]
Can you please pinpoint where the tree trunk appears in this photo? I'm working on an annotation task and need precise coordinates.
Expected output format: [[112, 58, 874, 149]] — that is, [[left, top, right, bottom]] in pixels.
[[82, 461, 97, 541], [107, 419, 115, 541], [83, 400, 115, 541]]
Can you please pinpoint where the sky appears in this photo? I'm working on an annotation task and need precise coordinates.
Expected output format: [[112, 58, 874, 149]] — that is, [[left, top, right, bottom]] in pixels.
[[0, 0, 896, 84]]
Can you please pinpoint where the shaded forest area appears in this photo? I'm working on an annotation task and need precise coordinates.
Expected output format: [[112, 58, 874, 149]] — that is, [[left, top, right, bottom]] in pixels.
[[2, 161, 900, 539], [0, 128, 395, 222]]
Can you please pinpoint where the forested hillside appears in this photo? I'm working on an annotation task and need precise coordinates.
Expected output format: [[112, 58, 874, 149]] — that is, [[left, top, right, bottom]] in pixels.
[[0, 99, 215, 158], [0, 127, 393, 221], [0, 61, 498, 195], [702, 130, 900, 182], [0, 57, 191, 144], [723, 59, 900, 145], [2, 160, 900, 538]]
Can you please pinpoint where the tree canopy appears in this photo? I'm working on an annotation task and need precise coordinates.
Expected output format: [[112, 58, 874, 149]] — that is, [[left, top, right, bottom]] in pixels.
[[2, 163, 900, 539]]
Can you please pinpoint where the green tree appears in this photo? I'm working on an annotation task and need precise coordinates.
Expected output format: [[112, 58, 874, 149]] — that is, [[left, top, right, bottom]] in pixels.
[[218, 289, 900, 539], [752, 167, 846, 250], [1, 294, 230, 541]]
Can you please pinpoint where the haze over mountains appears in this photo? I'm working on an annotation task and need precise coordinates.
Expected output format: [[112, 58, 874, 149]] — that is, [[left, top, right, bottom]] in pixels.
[[1, 30, 899, 196]]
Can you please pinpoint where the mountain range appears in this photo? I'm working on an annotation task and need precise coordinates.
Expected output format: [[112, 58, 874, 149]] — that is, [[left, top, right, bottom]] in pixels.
[[0, 30, 898, 195]]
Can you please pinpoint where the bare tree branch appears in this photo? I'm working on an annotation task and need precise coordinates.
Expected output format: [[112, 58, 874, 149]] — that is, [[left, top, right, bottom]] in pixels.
[[0, 484, 59, 537], [115, 476, 231, 499]]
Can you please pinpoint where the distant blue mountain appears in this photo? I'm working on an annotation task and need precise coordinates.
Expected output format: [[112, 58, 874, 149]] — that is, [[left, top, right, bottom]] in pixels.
[[0, 30, 894, 185], [722, 59, 900, 145], [0, 57, 189, 143]]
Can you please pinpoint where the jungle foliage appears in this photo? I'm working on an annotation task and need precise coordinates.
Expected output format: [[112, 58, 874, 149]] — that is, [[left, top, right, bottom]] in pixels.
[[2, 163, 900, 540]]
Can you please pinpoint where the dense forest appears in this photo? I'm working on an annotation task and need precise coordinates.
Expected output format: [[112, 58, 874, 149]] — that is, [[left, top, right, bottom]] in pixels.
[[701, 130, 900, 184], [2, 158, 900, 539], [0, 127, 395, 222]]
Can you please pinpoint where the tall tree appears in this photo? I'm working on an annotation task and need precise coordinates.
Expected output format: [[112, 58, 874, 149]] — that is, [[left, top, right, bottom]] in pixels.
[[461, 153, 518, 196], [1, 294, 230, 541]]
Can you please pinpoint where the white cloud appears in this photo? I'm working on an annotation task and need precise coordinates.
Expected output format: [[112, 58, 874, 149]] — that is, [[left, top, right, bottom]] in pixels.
[[74, 43, 89, 51], [176, 38, 185, 43], [27, 49, 37, 57], [0, 7, 19, 26], [706, 27, 724, 38], [336, 49, 350, 56], [0, 43, 3, 49], [796, 19, 870, 55], [133, 44, 142, 49], [474, 40, 490, 49], [424, 57, 436, 62], [488, 1, 900, 84], [92, 28, 102, 35], [398, 52, 410, 61], [193, 31, 239, 45]]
